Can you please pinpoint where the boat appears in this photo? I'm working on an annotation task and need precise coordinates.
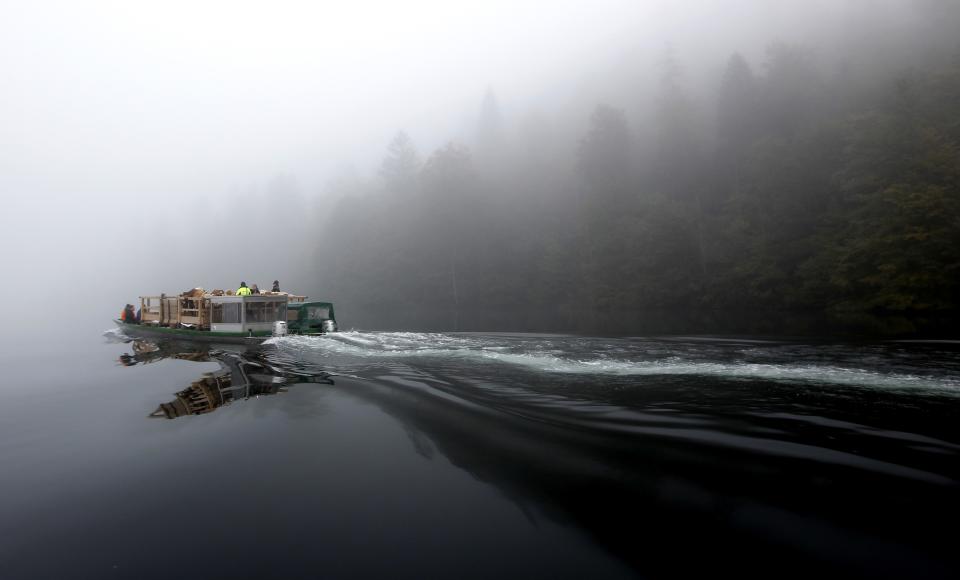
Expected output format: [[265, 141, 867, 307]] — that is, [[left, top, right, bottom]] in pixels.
[[115, 289, 338, 344]]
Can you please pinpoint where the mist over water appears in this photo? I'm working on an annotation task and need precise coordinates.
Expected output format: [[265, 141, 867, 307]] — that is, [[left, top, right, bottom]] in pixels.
[[3, 1, 960, 578], [4, 0, 959, 340]]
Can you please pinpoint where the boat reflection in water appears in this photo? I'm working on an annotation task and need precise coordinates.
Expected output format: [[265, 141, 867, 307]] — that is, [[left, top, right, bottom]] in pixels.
[[118, 339, 335, 419], [118, 339, 210, 366]]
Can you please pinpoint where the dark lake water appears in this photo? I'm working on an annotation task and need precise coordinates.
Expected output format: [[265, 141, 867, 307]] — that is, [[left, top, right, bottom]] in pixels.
[[1, 329, 959, 579]]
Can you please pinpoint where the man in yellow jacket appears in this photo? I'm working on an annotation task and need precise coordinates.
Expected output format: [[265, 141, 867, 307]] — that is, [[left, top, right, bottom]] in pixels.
[[236, 281, 252, 296]]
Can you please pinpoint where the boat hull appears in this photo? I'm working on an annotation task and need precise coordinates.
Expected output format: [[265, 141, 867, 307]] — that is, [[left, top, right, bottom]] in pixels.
[[115, 320, 272, 344]]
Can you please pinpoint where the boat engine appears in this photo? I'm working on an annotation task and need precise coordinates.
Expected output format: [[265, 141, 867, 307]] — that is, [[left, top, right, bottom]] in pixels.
[[273, 321, 288, 337], [322, 319, 337, 333]]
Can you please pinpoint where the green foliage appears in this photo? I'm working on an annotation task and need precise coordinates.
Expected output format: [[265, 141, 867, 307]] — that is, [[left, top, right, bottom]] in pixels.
[[804, 105, 960, 312]]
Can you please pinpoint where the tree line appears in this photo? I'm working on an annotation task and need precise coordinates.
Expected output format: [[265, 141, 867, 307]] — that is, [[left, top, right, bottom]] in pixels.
[[313, 37, 960, 335]]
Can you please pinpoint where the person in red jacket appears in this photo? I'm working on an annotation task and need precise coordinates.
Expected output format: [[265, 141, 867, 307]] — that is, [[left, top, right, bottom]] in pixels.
[[121, 304, 137, 323]]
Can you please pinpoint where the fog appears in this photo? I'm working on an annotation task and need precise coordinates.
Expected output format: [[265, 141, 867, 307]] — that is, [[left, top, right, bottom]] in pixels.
[[2, 0, 958, 341]]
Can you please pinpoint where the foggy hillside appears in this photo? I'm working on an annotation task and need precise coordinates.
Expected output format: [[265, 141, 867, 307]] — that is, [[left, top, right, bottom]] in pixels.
[[2, 0, 958, 338], [313, 1, 960, 334]]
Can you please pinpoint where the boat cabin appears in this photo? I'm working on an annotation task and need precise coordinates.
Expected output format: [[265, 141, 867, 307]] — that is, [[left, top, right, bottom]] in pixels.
[[140, 293, 302, 334], [208, 295, 288, 334]]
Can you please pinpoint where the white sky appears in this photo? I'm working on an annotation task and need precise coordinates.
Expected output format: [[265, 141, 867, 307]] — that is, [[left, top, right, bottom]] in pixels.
[[0, 0, 878, 202], [0, 0, 653, 200]]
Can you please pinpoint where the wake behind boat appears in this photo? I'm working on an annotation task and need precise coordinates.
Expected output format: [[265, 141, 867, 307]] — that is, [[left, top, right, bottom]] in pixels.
[[116, 286, 337, 344]]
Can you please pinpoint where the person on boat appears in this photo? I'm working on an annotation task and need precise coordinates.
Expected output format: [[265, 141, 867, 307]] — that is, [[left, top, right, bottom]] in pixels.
[[272, 280, 280, 292], [236, 282, 252, 296], [251, 284, 260, 294], [121, 304, 137, 323]]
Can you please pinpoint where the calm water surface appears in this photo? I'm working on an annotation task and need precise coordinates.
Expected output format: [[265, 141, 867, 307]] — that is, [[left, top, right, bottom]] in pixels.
[[1, 330, 958, 579]]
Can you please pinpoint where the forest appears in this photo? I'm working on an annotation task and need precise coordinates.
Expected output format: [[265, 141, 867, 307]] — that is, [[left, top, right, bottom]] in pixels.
[[313, 7, 960, 335]]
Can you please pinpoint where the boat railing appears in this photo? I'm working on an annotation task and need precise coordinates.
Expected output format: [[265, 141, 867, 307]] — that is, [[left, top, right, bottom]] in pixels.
[[179, 296, 205, 327], [140, 296, 164, 325]]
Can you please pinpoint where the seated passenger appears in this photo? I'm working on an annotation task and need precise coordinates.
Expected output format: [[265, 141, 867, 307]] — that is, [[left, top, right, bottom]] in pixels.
[[121, 304, 137, 323], [236, 282, 252, 296], [251, 284, 260, 294]]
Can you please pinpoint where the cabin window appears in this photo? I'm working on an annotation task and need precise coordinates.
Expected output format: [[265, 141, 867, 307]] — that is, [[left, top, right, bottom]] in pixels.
[[245, 302, 266, 323], [212, 303, 240, 323], [245, 301, 287, 323], [307, 306, 329, 320]]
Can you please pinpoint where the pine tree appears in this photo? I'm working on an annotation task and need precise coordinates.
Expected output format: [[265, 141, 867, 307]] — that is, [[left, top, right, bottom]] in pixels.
[[379, 131, 421, 194], [475, 88, 504, 172], [715, 53, 758, 201]]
